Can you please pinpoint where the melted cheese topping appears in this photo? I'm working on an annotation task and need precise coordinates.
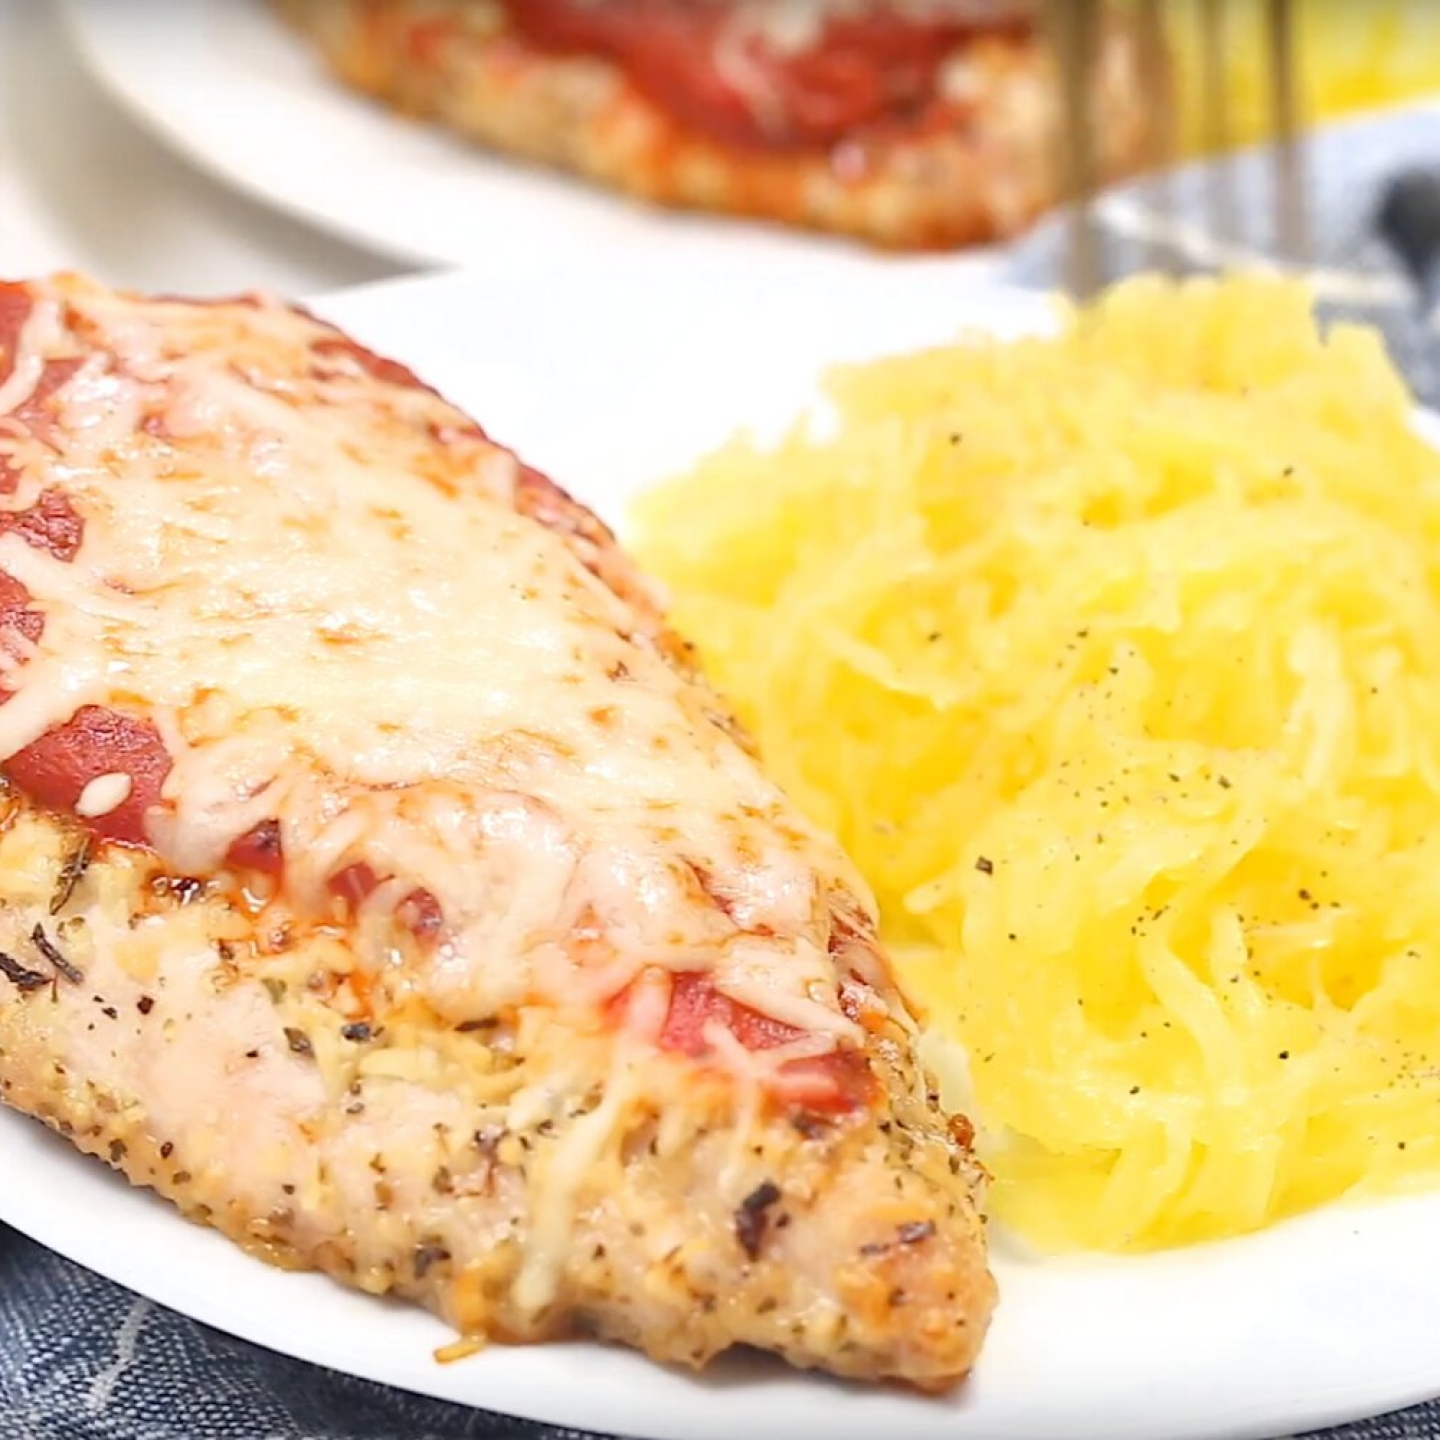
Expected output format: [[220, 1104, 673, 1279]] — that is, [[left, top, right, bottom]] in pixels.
[[716, 0, 1030, 51], [710, 0, 1032, 130], [0, 275, 872, 1049], [76, 771, 134, 818], [512, 1050, 640, 1313]]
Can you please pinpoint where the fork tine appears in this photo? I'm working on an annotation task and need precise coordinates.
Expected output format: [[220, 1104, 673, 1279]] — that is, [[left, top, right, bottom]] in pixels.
[[1265, 0, 1300, 147], [1196, 0, 1239, 249], [1047, 0, 1104, 298], [1196, 0, 1230, 156], [1136, 0, 1178, 275], [1136, 0, 1176, 165], [1045, 0, 1307, 291], [1264, 0, 1310, 264]]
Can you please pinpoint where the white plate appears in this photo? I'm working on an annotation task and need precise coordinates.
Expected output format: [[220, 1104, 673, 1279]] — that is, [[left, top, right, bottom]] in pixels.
[[59, 0, 1007, 280], [5, 262, 1440, 1440]]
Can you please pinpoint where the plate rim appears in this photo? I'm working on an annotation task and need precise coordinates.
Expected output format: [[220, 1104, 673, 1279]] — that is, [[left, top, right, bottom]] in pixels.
[[3, 264, 1440, 1440], [59, 0, 445, 268]]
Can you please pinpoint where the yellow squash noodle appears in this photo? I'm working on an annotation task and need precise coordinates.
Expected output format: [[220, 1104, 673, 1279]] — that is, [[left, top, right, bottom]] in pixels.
[[632, 277, 1440, 1252]]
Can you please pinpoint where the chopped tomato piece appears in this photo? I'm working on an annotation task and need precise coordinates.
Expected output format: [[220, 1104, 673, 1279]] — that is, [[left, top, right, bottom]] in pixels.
[[0, 489, 84, 562], [778, 1050, 876, 1114], [12, 359, 85, 443], [661, 970, 805, 1054], [0, 284, 30, 388], [227, 819, 284, 876], [397, 886, 444, 937], [328, 861, 380, 909], [657, 971, 874, 1113], [0, 570, 43, 648], [4, 706, 172, 845]]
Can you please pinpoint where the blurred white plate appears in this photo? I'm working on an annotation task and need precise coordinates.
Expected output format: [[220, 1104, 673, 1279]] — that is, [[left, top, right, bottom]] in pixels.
[[60, 0, 1006, 280], [3, 261, 1440, 1440]]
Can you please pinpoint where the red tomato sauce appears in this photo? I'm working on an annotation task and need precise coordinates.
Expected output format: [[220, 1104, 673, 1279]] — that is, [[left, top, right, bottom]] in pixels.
[[227, 819, 285, 876], [0, 287, 87, 456], [10, 359, 86, 450], [0, 489, 84, 563], [0, 284, 30, 388], [653, 970, 874, 1113], [0, 571, 44, 652], [4, 706, 173, 846], [323, 860, 444, 939], [496, 0, 1030, 150]]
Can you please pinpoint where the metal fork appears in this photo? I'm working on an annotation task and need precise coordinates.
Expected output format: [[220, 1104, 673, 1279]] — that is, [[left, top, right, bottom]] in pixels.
[[1044, 0, 1307, 297]]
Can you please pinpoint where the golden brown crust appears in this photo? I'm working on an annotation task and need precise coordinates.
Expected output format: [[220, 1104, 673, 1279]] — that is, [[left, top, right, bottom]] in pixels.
[[0, 797, 994, 1386], [275, 0, 1156, 250]]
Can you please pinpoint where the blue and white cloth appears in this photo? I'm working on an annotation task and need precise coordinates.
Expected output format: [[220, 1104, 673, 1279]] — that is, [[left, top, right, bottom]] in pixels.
[[1009, 104, 1440, 409], [7, 94, 1440, 1440]]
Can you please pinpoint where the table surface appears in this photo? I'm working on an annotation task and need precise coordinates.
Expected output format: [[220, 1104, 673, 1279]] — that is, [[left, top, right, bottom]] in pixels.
[[0, 0, 406, 295]]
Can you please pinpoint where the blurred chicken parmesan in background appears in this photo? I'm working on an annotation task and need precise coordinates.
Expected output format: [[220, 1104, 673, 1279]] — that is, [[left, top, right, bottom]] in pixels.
[[274, 0, 1156, 249]]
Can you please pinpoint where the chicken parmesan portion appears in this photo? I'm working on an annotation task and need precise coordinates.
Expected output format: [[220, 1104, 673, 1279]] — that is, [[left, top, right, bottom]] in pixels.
[[0, 275, 994, 1387], [275, 0, 1155, 250]]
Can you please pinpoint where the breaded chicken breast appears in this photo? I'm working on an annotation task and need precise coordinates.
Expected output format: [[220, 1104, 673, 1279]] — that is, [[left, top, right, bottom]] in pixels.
[[0, 275, 994, 1387], [275, 0, 1156, 251]]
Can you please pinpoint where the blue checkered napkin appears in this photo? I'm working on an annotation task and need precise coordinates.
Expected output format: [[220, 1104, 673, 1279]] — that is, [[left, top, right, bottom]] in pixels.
[[10, 105, 1440, 1440], [0, 1226, 593, 1440]]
